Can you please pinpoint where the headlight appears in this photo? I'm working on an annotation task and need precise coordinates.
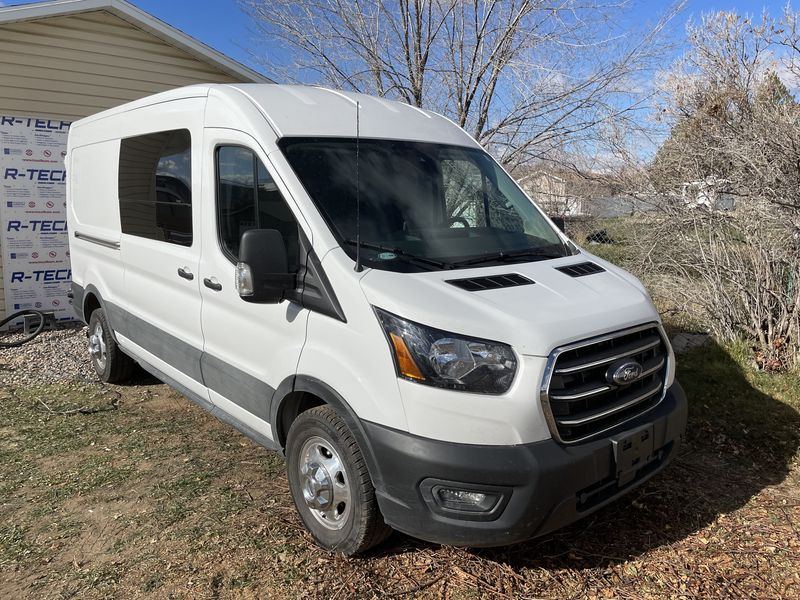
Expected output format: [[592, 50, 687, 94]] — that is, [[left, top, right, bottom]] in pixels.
[[374, 308, 517, 394]]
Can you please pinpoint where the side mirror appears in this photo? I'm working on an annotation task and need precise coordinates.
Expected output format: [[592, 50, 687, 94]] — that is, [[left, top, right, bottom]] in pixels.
[[550, 216, 566, 232], [236, 229, 296, 304]]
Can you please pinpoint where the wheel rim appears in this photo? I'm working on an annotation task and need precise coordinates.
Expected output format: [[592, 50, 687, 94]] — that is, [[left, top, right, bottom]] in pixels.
[[88, 322, 107, 371], [298, 435, 352, 530]]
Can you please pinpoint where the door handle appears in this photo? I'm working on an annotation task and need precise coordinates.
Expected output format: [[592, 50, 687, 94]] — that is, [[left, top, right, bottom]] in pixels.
[[203, 277, 222, 292], [177, 267, 194, 281]]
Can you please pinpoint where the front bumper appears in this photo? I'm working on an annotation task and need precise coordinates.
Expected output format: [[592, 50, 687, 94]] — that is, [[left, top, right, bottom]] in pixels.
[[364, 381, 687, 547]]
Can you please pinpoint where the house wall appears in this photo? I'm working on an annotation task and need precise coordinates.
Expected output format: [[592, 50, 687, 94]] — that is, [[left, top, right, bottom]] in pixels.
[[0, 10, 246, 322], [520, 172, 583, 216], [0, 10, 242, 120]]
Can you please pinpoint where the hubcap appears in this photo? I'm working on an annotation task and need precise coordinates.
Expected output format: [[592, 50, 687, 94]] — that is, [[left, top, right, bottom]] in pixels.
[[298, 436, 352, 530], [88, 323, 107, 371]]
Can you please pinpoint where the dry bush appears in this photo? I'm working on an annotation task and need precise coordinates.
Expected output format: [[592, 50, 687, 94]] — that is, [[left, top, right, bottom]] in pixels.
[[633, 205, 799, 370], [628, 11, 800, 369]]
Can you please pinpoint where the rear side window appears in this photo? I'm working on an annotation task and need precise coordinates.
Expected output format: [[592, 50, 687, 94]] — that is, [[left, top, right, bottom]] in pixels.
[[216, 146, 299, 270], [118, 129, 192, 246]]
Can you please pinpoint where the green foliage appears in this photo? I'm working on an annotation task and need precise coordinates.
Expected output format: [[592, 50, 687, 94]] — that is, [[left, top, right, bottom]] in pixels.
[[755, 70, 795, 107]]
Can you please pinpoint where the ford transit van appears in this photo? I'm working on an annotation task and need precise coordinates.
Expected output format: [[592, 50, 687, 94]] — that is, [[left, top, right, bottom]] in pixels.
[[67, 84, 687, 555]]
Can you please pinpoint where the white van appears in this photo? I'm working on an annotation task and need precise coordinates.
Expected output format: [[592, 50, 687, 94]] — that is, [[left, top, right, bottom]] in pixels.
[[66, 84, 687, 555]]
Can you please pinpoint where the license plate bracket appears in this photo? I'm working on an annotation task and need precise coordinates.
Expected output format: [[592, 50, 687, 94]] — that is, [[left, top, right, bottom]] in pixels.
[[612, 424, 655, 486]]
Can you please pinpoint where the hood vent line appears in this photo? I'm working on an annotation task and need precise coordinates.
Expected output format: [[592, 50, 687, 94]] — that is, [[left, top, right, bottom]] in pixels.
[[556, 262, 606, 278], [446, 273, 534, 292]]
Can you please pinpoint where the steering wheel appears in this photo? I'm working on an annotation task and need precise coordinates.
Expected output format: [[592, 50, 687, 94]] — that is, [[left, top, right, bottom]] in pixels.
[[446, 216, 470, 229]]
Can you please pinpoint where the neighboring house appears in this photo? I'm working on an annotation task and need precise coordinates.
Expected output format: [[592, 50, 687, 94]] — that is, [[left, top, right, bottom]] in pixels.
[[681, 177, 736, 210], [0, 0, 270, 325], [518, 170, 585, 217], [518, 166, 671, 218]]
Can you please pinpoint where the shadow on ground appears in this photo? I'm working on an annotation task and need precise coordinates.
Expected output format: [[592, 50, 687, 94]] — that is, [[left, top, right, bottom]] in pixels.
[[379, 339, 800, 569]]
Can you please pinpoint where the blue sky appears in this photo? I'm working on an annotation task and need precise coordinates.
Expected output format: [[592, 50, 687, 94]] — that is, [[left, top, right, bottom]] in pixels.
[[1, 0, 796, 80]]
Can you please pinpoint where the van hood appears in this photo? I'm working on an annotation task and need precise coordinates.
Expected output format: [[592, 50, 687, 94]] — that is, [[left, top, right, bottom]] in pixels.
[[358, 253, 660, 357]]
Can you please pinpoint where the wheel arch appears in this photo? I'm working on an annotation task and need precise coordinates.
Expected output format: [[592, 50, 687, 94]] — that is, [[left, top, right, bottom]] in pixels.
[[76, 284, 121, 343], [83, 289, 102, 322], [270, 375, 385, 492]]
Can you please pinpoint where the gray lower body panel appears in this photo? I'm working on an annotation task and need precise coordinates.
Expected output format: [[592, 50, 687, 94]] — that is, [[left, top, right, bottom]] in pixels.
[[74, 283, 276, 428], [135, 356, 279, 452], [363, 382, 688, 547]]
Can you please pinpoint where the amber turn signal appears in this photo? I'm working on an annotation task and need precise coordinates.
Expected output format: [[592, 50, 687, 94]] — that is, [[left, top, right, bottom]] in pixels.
[[389, 333, 426, 381]]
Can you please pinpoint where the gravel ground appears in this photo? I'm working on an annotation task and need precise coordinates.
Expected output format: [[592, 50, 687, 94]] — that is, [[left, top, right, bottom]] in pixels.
[[0, 324, 95, 386]]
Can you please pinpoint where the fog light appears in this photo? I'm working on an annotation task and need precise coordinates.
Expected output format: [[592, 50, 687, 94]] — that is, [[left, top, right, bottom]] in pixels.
[[435, 487, 499, 512]]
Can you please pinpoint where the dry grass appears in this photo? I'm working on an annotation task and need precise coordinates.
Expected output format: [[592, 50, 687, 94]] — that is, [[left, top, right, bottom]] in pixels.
[[1, 341, 798, 599]]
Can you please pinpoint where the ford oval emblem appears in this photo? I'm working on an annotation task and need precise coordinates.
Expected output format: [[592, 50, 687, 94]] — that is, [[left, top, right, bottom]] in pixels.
[[607, 360, 644, 386]]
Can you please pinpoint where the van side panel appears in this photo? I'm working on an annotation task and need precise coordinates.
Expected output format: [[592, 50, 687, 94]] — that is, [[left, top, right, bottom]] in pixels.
[[70, 140, 122, 239], [67, 138, 123, 324], [116, 98, 207, 398], [197, 126, 311, 442], [70, 97, 210, 400], [294, 249, 408, 432]]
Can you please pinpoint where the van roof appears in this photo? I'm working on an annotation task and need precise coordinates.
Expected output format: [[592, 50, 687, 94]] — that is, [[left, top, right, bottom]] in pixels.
[[73, 83, 480, 149]]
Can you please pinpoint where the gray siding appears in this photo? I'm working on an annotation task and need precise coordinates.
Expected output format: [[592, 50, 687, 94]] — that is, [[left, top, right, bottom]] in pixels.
[[0, 11, 243, 120], [0, 9, 249, 321]]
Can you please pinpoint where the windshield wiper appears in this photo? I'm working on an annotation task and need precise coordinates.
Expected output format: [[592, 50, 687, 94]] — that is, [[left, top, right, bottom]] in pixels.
[[343, 239, 449, 269], [449, 248, 564, 268]]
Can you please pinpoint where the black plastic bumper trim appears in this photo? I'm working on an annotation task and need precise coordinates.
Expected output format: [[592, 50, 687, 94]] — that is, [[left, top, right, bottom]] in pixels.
[[363, 381, 687, 547]]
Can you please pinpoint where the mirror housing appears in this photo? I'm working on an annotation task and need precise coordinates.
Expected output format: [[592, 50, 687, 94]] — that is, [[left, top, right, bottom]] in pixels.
[[237, 229, 295, 304], [550, 216, 566, 232]]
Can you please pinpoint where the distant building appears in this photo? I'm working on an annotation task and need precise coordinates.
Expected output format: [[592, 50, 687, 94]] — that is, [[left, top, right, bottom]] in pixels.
[[518, 170, 585, 216], [681, 177, 735, 210], [518, 167, 665, 218]]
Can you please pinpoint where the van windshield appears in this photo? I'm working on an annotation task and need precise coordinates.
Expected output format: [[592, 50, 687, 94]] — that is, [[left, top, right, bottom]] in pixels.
[[279, 137, 572, 272]]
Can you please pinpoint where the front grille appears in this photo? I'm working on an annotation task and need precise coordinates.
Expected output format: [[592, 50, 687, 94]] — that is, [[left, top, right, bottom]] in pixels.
[[541, 324, 669, 443]]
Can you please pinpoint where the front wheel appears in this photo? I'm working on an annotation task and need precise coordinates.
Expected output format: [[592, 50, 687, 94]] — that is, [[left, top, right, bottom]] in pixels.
[[286, 405, 391, 555]]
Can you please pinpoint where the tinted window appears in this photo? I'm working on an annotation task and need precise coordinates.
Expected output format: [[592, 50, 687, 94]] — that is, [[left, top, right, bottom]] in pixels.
[[216, 146, 299, 269], [442, 158, 524, 232], [118, 129, 192, 246], [279, 138, 568, 273]]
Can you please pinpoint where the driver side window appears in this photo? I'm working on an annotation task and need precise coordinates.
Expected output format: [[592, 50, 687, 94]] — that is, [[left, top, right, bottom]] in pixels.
[[216, 146, 300, 270]]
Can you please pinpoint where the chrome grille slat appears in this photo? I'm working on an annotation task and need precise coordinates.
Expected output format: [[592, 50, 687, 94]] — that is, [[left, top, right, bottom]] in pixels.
[[555, 382, 663, 427], [550, 384, 611, 401], [541, 324, 670, 444], [550, 356, 665, 403], [554, 337, 661, 374], [639, 357, 666, 378]]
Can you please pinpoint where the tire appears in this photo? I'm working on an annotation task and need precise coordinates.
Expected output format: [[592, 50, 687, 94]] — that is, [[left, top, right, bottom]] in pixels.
[[286, 405, 391, 555], [87, 308, 136, 383]]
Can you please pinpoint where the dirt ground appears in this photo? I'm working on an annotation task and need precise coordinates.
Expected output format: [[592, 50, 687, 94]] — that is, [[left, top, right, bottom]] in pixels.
[[1, 339, 799, 599]]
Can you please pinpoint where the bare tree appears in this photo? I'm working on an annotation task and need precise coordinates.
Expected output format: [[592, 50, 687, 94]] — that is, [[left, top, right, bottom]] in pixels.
[[638, 11, 800, 369], [241, 0, 684, 169]]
